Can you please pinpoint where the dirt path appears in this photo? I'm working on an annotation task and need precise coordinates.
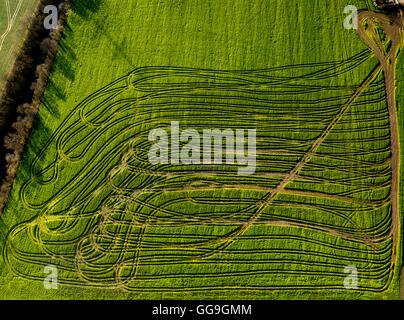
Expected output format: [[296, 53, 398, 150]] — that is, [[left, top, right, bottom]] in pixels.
[[356, 10, 403, 271], [192, 9, 404, 262], [0, 0, 25, 52]]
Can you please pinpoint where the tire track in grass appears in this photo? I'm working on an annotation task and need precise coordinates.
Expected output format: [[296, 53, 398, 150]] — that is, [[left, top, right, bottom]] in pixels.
[[0, 0, 25, 52], [3, 50, 394, 293], [356, 10, 403, 269], [198, 64, 384, 260]]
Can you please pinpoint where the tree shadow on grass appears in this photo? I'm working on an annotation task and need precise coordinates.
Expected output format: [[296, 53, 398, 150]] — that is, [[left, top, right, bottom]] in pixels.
[[40, 26, 78, 116], [55, 39, 77, 83], [0, 218, 8, 258], [24, 111, 53, 168], [41, 88, 61, 119], [71, 0, 103, 18]]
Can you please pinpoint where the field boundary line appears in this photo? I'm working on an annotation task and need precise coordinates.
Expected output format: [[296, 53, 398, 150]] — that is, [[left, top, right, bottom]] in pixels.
[[0, 0, 25, 52]]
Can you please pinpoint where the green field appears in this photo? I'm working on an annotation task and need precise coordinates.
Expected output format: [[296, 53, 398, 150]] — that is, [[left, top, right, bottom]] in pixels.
[[0, 0, 402, 299], [0, 0, 39, 88]]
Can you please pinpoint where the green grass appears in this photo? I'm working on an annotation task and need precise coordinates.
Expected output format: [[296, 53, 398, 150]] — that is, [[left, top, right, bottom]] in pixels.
[[0, 0, 402, 299]]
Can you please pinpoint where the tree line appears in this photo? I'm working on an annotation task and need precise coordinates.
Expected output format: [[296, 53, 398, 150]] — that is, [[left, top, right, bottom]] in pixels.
[[0, 0, 72, 213]]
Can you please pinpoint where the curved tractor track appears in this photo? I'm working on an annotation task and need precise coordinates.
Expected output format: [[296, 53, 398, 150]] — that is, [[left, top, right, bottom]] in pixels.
[[1, 10, 403, 297]]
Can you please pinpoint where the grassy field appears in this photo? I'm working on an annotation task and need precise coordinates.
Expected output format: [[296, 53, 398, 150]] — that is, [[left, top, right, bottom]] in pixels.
[[0, 0, 402, 299], [396, 15, 404, 303], [0, 0, 39, 89]]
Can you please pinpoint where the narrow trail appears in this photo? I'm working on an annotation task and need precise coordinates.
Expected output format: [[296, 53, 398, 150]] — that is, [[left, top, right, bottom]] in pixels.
[[356, 9, 403, 268], [0, 0, 25, 52], [185, 8, 404, 274]]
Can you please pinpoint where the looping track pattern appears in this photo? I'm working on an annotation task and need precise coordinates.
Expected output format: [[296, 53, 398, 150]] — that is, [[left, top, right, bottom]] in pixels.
[[3, 39, 400, 294]]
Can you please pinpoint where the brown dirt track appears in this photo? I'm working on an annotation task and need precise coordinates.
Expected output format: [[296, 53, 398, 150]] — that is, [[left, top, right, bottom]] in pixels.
[[172, 9, 404, 272], [356, 9, 403, 297]]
